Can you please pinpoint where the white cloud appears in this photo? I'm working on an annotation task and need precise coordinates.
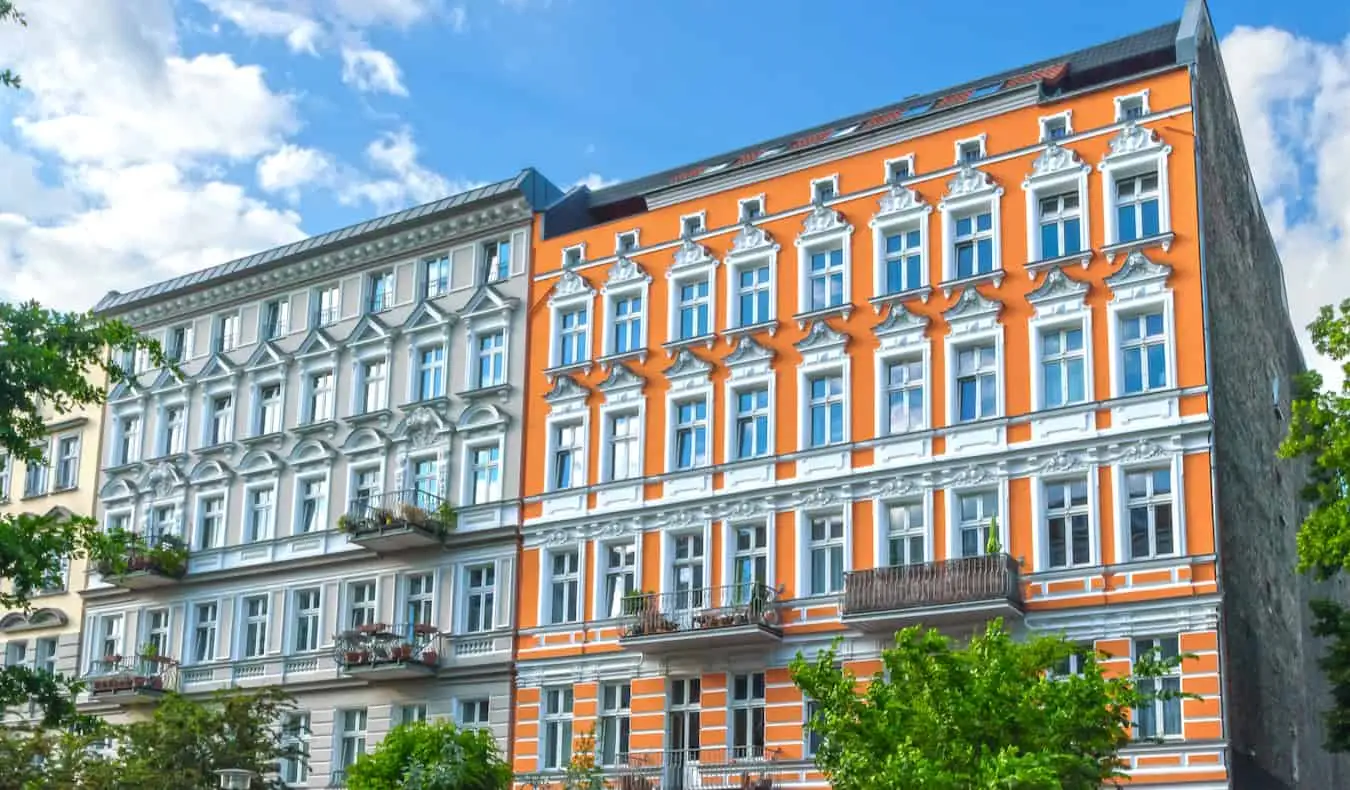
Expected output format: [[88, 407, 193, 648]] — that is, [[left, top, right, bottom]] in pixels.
[[200, 0, 323, 54], [340, 45, 409, 96], [572, 172, 617, 190], [340, 128, 473, 213], [1222, 27, 1350, 386], [449, 5, 468, 33], [257, 145, 335, 199], [332, 0, 435, 29]]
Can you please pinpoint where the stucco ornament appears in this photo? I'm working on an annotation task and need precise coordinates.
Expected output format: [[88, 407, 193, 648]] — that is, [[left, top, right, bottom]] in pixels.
[[406, 407, 439, 449]]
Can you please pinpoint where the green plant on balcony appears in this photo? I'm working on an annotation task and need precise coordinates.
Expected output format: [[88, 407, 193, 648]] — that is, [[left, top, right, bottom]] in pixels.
[[433, 501, 457, 532], [145, 535, 188, 578], [397, 501, 429, 527], [984, 516, 1002, 555], [621, 590, 650, 616]]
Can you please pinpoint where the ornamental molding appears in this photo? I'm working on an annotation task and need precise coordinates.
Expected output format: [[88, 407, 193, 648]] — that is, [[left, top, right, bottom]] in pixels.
[[605, 255, 651, 291], [1101, 122, 1171, 163], [664, 348, 712, 381], [941, 166, 1002, 207], [875, 304, 929, 338], [795, 320, 849, 354], [873, 184, 930, 221], [729, 221, 778, 257], [1106, 250, 1172, 302], [671, 238, 716, 271], [544, 375, 588, 404], [1024, 143, 1090, 184], [725, 335, 776, 368], [798, 203, 851, 240], [943, 288, 1002, 335], [551, 269, 594, 304], [1027, 268, 1089, 318]]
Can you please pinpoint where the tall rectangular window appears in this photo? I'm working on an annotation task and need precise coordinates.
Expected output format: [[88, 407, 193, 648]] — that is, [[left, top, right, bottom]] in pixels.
[[886, 358, 924, 433], [955, 344, 997, 422], [35, 637, 57, 675], [549, 551, 580, 625], [119, 415, 141, 464], [958, 491, 998, 558], [425, 256, 450, 298], [1115, 172, 1161, 242], [162, 405, 186, 454], [470, 445, 501, 504], [541, 688, 574, 770], [464, 564, 495, 633], [483, 239, 511, 282], [598, 683, 632, 766], [613, 296, 643, 355], [606, 413, 641, 481], [242, 595, 268, 658], [192, 602, 218, 664], [6, 639, 30, 667], [730, 672, 767, 759], [808, 249, 845, 311], [294, 589, 321, 652], [1120, 312, 1167, 394], [551, 423, 583, 490], [297, 478, 326, 534], [353, 468, 380, 508], [458, 699, 489, 729], [255, 385, 281, 435], [143, 609, 169, 659], [677, 280, 711, 339], [315, 285, 340, 327], [209, 395, 233, 445], [1039, 192, 1082, 259], [0, 454, 11, 500], [737, 265, 771, 326], [808, 516, 845, 595], [55, 436, 79, 490], [886, 502, 925, 566], [808, 374, 845, 447], [954, 211, 995, 278], [602, 542, 636, 618], [732, 525, 767, 602], [405, 573, 434, 625], [215, 314, 240, 352], [667, 679, 701, 764], [1127, 468, 1174, 560], [412, 459, 439, 500], [280, 713, 310, 784], [1133, 637, 1182, 738], [94, 614, 124, 668], [263, 299, 289, 340], [338, 709, 368, 768], [347, 581, 376, 629], [417, 347, 445, 400], [308, 372, 334, 422], [23, 449, 48, 498], [197, 495, 224, 550], [361, 360, 387, 412], [1045, 479, 1091, 568], [1042, 327, 1086, 407], [671, 534, 705, 610], [245, 487, 274, 543], [559, 308, 589, 366], [476, 330, 506, 388], [673, 400, 708, 470], [885, 228, 923, 294], [735, 388, 770, 459], [166, 324, 189, 361], [368, 271, 394, 313]]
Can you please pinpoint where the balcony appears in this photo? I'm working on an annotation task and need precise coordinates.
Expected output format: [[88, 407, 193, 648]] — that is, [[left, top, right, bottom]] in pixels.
[[337, 490, 454, 553], [841, 553, 1024, 633], [85, 655, 180, 705], [334, 622, 440, 680], [619, 584, 784, 656], [619, 747, 783, 790], [96, 531, 189, 590]]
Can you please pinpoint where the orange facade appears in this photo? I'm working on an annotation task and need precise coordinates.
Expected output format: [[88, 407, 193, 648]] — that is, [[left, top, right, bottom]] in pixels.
[[513, 62, 1227, 788]]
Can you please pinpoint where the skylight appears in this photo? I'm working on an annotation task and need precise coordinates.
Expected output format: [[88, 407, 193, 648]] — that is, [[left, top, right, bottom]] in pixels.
[[970, 82, 1003, 99], [901, 102, 933, 118]]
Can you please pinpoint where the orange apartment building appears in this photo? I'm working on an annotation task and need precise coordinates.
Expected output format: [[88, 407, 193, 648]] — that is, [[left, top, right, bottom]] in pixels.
[[511, 2, 1321, 788]]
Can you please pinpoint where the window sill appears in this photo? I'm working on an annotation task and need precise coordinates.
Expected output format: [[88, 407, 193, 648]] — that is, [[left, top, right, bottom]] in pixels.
[[938, 269, 1004, 298], [291, 420, 339, 438], [459, 383, 512, 402], [599, 350, 648, 368], [723, 320, 779, 340], [193, 442, 238, 457], [663, 334, 717, 353], [20, 491, 50, 502], [343, 409, 394, 429], [793, 303, 853, 328], [51, 484, 78, 494], [238, 432, 285, 449], [147, 450, 190, 464], [103, 460, 142, 475], [545, 360, 594, 379], [869, 285, 933, 309], [1102, 231, 1175, 262], [1024, 250, 1092, 276], [401, 396, 450, 414]]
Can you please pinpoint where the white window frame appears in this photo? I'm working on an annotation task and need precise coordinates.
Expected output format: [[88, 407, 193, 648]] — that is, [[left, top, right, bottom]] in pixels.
[[870, 185, 932, 299], [667, 391, 711, 473], [1038, 111, 1074, 142], [190, 599, 220, 665], [943, 289, 1005, 426], [353, 354, 390, 414], [679, 211, 707, 238], [667, 262, 717, 345], [1099, 121, 1173, 252], [661, 527, 711, 604], [251, 378, 285, 437], [461, 563, 496, 634], [554, 301, 592, 369], [214, 311, 242, 353], [796, 223, 852, 317], [54, 432, 81, 491], [204, 390, 235, 446], [411, 342, 448, 401], [938, 168, 1004, 288], [337, 708, 368, 768], [367, 269, 395, 313], [112, 411, 143, 466], [242, 483, 276, 543], [1112, 456, 1185, 564], [599, 407, 643, 484], [874, 495, 932, 567], [1131, 634, 1183, 740], [727, 380, 773, 462], [561, 242, 585, 269], [883, 154, 915, 185], [293, 473, 329, 535], [600, 259, 651, 359], [239, 593, 269, 659], [192, 489, 227, 551], [344, 579, 378, 631], [1023, 144, 1092, 265], [798, 509, 849, 597], [1031, 474, 1098, 570], [1105, 253, 1177, 398], [463, 438, 504, 505], [1114, 90, 1151, 122], [809, 174, 839, 204], [724, 518, 774, 600], [291, 587, 323, 653], [737, 194, 765, 222], [470, 326, 508, 390], [615, 229, 640, 254], [594, 538, 639, 620], [1026, 269, 1094, 411], [544, 416, 587, 493], [801, 367, 848, 449], [304, 369, 335, 423], [260, 298, 290, 341], [541, 546, 584, 626], [724, 232, 780, 332], [953, 134, 987, 165], [945, 481, 1010, 560], [424, 254, 452, 299], [876, 309, 929, 437], [540, 687, 575, 770], [313, 284, 341, 327]]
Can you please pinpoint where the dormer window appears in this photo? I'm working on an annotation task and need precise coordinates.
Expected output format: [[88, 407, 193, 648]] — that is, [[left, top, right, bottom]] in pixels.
[[738, 198, 763, 222], [617, 231, 639, 254], [681, 213, 705, 237]]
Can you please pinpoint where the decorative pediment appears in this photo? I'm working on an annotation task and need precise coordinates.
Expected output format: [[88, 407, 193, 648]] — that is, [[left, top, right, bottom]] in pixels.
[[463, 284, 518, 320], [725, 335, 775, 368], [1027, 268, 1090, 315], [99, 475, 137, 501], [0, 608, 68, 633], [942, 166, 1001, 203], [1106, 250, 1172, 302], [1102, 122, 1170, 161], [193, 353, 238, 383], [108, 377, 147, 403], [395, 405, 450, 449], [598, 363, 645, 393], [149, 366, 189, 394], [137, 460, 184, 497], [1025, 143, 1089, 182], [187, 458, 232, 486], [237, 448, 284, 476], [403, 301, 454, 334], [550, 270, 594, 304], [458, 403, 507, 431], [875, 304, 930, 338], [729, 221, 777, 256], [873, 185, 929, 220], [800, 203, 850, 239], [346, 313, 393, 347], [672, 239, 715, 270], [604, 256, 650, 290], [294, 327, 337, 359], [795, 320, 849, 353], [341, 427, 390, 456], [665, 348, 712, 381], [943, 288, 1002, 334], [244, 341, 288, 372], [289, 438, 335, 466], [545, 374, 588, 404]]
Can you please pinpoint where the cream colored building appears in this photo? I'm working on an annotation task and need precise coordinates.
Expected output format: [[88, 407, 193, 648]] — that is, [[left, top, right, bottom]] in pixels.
[[0, 388, 106, 725]]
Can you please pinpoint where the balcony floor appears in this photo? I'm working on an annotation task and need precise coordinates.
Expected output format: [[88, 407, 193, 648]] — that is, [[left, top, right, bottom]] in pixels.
[[619, 623, 783, 656], [104, 570, 181, 590], [842, 598, 1024, 634], [345, 525, 443, 553], [343, 660, 438, 680]]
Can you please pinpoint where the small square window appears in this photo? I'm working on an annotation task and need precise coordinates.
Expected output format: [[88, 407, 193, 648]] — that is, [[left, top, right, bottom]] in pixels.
[[739, 198, 763, 222], [617, 232, 638, 254], [886, 159, 911, 184], [957, 139, 984, 164], [1119, 96, 1146, 121], [812, 179, 836, 203], [1043, 116, 1069, 141], [681, 214, 704, 237], [563, 247, 583, 268]]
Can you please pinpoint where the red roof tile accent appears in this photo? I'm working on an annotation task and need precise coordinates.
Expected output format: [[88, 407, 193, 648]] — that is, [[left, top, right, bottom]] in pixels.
[[860, 109, 903, 130], [790, 130, 833, 150], [933, 89, 974, 109], [669, 166, 707, 184], [1004, 62, 1068, 88], [733, 150, 763, 166]]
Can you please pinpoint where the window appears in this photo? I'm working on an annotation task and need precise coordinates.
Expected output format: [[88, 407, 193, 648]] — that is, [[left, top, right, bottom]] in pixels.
[[541, 688, 574, 770], [808, 515, 845, 595], [559, 308, 589, 366], [296, 478, 326, 534], [1127, 468, 1174, 560], [1043, 115, 1069, 140], [735, 264, 772, 326], [612, 296, 642, 354], [245, 487, 274, 542], [616, 231, 639, 254], [162, 405, 187, 453], [807, 249, 845, 311], [1133, 637, 1181, 738], [673, 400, 708, 470], [215, 314, 240, 352], [958, 139, 984, 164], [106, 512, 130, 535], [885, 358, 924, 434], [352, 468, 380, 509], [307, 372, 334, 422], [734, 388, 770, 459], [280, 713, 311, 784], [338, 709, 368, 768], [681, 214, 705, 237], [1115, 173, 1161, 242], [677, 280, 711, 339], [731, 525, 768, 601], [812, 179, 836, 203], [549, 550, 580, 624], [117, 415, 141, 464], [601, 542, 636, 618], [143, 610, 169, 659], [671, 534, 705, 609], [93, 614, 123, 668], [805, 699, 824, 757], [464, 564, 496, 633], [347, 581, 376, 629], [563, 246, 583, 268], [208, 395, 233, 445], [955, 344, 997, 422], [1119, 95, 1146, 121], [808, 374, 845, 447], [315, 285, 340, 327], [598, 683, 632, 766], [886, 502, 925, 566], [242, 595, 268, 658], [412, 459, 440, 500], [4, 640, 27, 667], [417, 346, 445, 400], [1045, 479, 1091, 568], [605, 413, 641, 481], [958, 491, 998, 557], [166, 324, 190, 361], [954, 211, 995, 278], [1041, 327, 1086, 407], [470, 445, 502, 504], [256, 385, 282, 435], [263, 299, 289, 340], [886, 158, 911, 183], [475, 330, 506, 388], [54, 436, 79, 490], [197, 495, 224, 549], [1038, 192, 1082, 259], [425, 256, 451, 298], [730, 673, 766, 759], [150, 505, 176, 539], [551, 422, 584, 490], [458, 699, 490, 729], [34, 637, 57, 675], [667, 678, 702, 760], [884, 227, 923, 294], [192, 602, 218, 663], [405, 573, 434, 625], [361, 361, 387, 412], [368, 271, 394, 312], [294, 589, 321, 652], [1120, 312, 1167, 394], [483, 239, 511, 282], [23, 451, 47, 497], [739, 198, 763, 221], [39, 556, 67, 593], [0, 456, 9, 500]]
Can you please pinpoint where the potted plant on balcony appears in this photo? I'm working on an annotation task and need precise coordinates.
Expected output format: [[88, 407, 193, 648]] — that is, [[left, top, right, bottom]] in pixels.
[[985, 517, 1002, 555], [433, 502, 457, 532], [390, 642, 414, 661], [621, 590, 649, 617], [357, 622, 388, 635], [398, 502, 430, 528], [412, 623, 439, 637], [420, 649, 438, 667], [371, 507, 395, 528]]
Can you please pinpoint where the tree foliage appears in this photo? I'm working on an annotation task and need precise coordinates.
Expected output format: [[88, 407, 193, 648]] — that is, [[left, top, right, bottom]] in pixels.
[[346, 719, 511, 790], [1279, 298, 1350, 750], [1, 2, 23, 89], [790, 620, 1187, 790]]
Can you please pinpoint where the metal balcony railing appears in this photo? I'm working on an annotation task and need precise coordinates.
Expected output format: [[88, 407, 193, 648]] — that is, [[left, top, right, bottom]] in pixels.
[[86, 655, 181, 696], [333, 622, 441, 671], [842, 553, 1023, 617], [339, 489, 454, 538], [621, 583, 783, 640], [661, 746, 782, 789], [96, 530, 189, 584]]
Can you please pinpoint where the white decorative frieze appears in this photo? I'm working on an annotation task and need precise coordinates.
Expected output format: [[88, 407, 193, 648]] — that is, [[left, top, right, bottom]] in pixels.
[[1106, 250, 1172, 302], [671, 238, 715, 271], [664, 348, 713, 390], [724, 335, 775, 380], [875, 184, 928, 218], [396, 405, 450, 448], [550, 269, 593, 304], [874, 304, 930, 354], [943, 288, 1002, 335], [1026, 143, 1089, 181], [605, 256, 649, 290], [942, 166, 1000, 204], [800, 203, 850, 239], [795, 320, 849, 367], [1103, 122, 1170, 160], [598, 363, 645, 407], [1026, 268, 1090, 318], [730, 221, 777, 256]]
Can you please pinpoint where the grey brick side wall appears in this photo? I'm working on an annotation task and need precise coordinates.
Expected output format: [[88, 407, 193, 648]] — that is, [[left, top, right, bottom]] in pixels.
[[1190, 17, 1350, 789]]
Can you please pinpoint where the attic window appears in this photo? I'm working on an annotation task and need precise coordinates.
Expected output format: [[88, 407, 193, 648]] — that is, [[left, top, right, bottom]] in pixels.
[[1041, 115, 1070, 141], [886, 158, 912, 184], [969, 83, 1002, 100], [739, 198, 763, 222], [811, 177, 837, 203], [902, 102, 932, 118], [681, 214, 705, 237], [563, 246, 583, 268], [617, 231, 638, 254], [957, 138, 985, 165], [1116, 93, 1148, 121]]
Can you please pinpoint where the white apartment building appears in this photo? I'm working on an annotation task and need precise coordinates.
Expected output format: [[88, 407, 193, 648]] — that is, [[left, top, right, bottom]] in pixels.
[[79, 170, 560, 787]]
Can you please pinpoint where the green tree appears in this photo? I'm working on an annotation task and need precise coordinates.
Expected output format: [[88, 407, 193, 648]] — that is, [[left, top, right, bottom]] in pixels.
[[1, 2, 23, 89], [1278, 298, 1350, 750], [791, 620, 1188, 790], [0, 301, 161, 725], [347, 719, 511, 790]]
